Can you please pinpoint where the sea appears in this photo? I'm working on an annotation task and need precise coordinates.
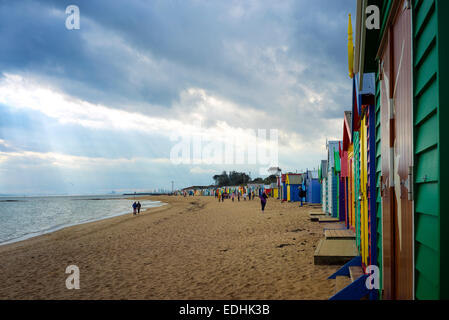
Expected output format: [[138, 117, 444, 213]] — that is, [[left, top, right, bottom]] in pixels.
[[0, 194, 166, 245]]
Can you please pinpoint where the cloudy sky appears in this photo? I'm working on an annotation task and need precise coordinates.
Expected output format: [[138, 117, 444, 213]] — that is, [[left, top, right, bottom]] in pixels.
[[0, 0, 356, 195]]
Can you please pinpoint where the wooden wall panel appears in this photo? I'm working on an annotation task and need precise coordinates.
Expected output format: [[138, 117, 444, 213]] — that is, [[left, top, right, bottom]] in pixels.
[[392, 1, 414, 300]]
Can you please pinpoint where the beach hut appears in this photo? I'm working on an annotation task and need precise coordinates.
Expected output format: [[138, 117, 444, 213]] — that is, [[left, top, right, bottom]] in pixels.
[[269, 182, 278, 198], [304, 170, 321, 204], [263, 184, 272, 196], [341, 112, 352, 228], [327, 141, 341, 218], [281, 174, 288, 201], [352, 72, 377, 274], [347, 137, 356, 232], [334, 147, 345, 223], [285, 173, 303, 202], [320, 160, 329, 213]]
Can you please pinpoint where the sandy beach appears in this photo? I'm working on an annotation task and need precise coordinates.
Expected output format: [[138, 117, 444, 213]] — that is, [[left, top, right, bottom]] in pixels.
[[0, 196, 338, 300]]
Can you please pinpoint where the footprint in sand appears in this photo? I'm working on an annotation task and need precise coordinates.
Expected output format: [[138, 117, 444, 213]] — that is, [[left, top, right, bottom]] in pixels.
[[277, 244, 293, 248]]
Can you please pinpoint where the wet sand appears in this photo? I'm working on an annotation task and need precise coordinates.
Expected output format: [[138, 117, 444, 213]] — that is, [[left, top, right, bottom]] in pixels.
[[0, 196, 338, 299]]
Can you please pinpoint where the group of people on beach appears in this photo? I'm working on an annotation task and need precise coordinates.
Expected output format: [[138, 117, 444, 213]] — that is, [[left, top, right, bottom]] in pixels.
[[216, 185, 306, 212], [216, 190, 257, 202], [132, 201, 141, 215], [217, 190, 269, 213]]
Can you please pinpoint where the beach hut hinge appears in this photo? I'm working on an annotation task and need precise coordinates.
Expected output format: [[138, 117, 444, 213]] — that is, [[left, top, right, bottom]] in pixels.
[[407, 166, 414, 201]]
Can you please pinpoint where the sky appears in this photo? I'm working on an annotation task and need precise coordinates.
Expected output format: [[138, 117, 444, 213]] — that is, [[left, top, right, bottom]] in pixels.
[[0, 0, 356, 195]]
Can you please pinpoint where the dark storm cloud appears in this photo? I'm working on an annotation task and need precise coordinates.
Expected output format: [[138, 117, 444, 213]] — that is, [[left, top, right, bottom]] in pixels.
[[0, 0, 358, 193], [1, 0, 355, 120]]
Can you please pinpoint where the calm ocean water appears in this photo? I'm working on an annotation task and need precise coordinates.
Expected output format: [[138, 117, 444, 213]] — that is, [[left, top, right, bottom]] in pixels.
[[0, 195, 166, 245]]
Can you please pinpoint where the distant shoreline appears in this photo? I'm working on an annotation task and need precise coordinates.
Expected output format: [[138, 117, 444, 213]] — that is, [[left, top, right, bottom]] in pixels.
[[123, 193, 172, 196], [0, 193, 170, 198]]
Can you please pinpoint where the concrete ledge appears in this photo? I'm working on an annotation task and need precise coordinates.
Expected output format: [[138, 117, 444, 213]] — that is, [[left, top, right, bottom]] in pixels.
[[325, 229, 356, 240], [322, 222, 347, 230], [309, 212, 326, 221], [319, 216, 340, 223], [314, 239, 359, 265]]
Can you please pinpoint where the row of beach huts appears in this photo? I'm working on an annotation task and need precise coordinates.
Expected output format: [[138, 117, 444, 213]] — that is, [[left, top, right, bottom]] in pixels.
[[179, 172, 321, 204], [313, 0, 448, 300]]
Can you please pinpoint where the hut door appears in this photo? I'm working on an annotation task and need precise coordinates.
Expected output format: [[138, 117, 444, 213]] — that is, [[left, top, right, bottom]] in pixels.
[[349, 157, 355, 230], [380, 0, 413, 300]]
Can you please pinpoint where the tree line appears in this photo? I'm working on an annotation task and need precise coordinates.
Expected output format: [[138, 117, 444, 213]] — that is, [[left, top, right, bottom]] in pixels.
[[212, 171, 277, 187]]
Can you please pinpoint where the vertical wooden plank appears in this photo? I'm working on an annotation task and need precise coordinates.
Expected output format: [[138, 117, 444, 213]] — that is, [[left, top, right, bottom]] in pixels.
[[392, 0, 414, 299], [380, 32, 394, 300]]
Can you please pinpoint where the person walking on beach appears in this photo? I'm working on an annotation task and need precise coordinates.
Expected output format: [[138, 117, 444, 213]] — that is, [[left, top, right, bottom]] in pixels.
[[137, 201, 141, 214], [298, 186, 306, 207], [132, 202, 137, 215], [232, 192, 235, 202], [260, 191, 268, 212]]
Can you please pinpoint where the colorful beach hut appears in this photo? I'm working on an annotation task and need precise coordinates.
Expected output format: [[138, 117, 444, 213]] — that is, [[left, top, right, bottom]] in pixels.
[[270, 182, 279, 198], [285, 173, 303, 202], [327, 141, 341, 218], [281, 174, 287, 201], [304, 170, 321, 204], [341, 112, 352, 229], [320, 160, 329, 213]]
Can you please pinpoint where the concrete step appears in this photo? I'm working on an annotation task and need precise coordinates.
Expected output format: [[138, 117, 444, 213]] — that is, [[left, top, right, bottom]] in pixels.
[[310, 211, 326, 216], [319, 216, 340, 223], [309, 212, 325, 221], [314, 239, 359, 265], [325, 229, 356, 240], [321, 223, 347, 230]]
